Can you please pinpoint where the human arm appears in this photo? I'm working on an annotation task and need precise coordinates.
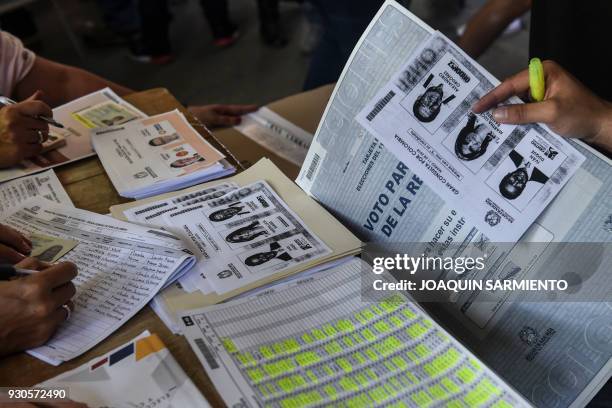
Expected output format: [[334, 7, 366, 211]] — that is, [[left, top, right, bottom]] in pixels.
[[457, 0, 531, 59], [472, 60, 612, 153], [12, 57, 133, 108]]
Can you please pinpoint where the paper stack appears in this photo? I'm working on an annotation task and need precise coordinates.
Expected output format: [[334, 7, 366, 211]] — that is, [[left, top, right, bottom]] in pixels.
[[39, 331, 210, 407], [92, 109, 235, 199]]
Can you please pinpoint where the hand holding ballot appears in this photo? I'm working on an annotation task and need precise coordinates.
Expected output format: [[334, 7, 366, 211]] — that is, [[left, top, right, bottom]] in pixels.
[[0, 258, 76, 357], [0, 92, 53, 168], [473, 60, 612, 153]]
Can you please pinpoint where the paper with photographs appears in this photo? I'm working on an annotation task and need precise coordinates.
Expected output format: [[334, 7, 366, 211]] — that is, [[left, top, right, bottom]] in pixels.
[[92, 110, 228, 196], [0, 88, 145, 183], [357, 32, 585, 242], [123, 182, 239, 228], [0, 169, 73, 216], [163, 181, 332, 294], [29, 233, 78, 263]]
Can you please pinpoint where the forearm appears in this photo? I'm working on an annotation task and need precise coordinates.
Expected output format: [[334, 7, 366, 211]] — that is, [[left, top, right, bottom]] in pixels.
[[458, 0, 531, 59], [13, 57, 134, 107]]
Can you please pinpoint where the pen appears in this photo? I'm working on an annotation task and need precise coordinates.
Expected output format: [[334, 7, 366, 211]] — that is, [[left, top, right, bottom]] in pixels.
[[0, 264, 39, 280], [0, 96, 65, 129]]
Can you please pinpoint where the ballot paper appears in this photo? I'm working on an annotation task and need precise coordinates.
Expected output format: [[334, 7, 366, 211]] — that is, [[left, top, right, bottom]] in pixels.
[[297, 2, 612, 406], [92, 110, 234, 199], [164, 181, 331, 294], [0, 88, 145, 183], [123, 182, 239, 228], [110, 158, 362, 332], [40, 331, 210, 408], [356, 32, 584, 242], [0, 198, 196, 365], [235, 107, 314, 166], [180, 258, 530, 408], [0, 169, 73, 216]]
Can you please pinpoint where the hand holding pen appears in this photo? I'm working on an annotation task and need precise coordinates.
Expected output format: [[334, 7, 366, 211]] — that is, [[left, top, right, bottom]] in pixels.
[[0, 91, 64, 168], [0, 258, 77, 356]]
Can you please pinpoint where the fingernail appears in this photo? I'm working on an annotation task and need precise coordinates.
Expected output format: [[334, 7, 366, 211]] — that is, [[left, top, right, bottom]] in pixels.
[[493, 107, 508, 121]]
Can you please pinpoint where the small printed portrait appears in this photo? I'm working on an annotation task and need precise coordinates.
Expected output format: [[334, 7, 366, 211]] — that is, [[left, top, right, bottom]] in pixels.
[[454, 114, 496, 161], [412, 74, 456, 123], [149, 133, 180, 147], [170, 153, 204, 168], [225, 221, 269, 243], [35, 245, 64, 262], [101, 115, 126, 126], [244, 242, 292, 267], [209, 202, 249, 222], [498, 150, 549, 200]]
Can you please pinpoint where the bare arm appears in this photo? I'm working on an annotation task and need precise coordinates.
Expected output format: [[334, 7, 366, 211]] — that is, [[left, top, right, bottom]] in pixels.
[[12, 57, 134, 107], [458, 0, 532, 59]]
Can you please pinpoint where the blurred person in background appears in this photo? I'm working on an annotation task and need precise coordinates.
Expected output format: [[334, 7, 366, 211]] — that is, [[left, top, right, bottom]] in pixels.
[[0, 30, 256, 168], [459, 0, 612, 101], [303, 0, 411, 90], [83, 0, 286, 63]]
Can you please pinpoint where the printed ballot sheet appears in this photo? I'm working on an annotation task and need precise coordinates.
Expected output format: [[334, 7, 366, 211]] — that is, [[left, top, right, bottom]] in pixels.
[[92, 109, 233, 198], [235, 107, 314, 166], [132, 180, 331, 295], [356, 32, 585, 242], [124, 182, 239, 228], [0, 198, 196, 365], [40, 331, 210, 408], [0, 88, 146, 183], [180, 258, 530, 408], [0, 169, 72, 216]]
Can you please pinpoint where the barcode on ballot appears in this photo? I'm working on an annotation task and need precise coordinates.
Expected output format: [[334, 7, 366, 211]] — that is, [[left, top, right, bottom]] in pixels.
[[194, 338, 219, 369], [366, 90, 396, 121], [306, 153, 321, 181]]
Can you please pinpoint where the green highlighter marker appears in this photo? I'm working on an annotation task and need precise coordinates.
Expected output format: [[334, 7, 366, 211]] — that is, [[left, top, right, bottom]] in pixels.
[[529, 58, 546, 102]]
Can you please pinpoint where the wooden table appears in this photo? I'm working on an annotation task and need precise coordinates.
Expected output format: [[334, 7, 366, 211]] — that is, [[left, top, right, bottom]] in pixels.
[[0, 86, 333, 407]]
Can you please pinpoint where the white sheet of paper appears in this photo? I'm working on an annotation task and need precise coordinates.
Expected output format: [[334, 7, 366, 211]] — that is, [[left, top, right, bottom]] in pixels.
[[0, 169, 73, 217], [180, 258, 531, 407], [235, 107, 314, 166], [1, 198, 196, 365], [163, 181, 332, 294], [356, 32, 585, 242], [39, 331, 210, 408]]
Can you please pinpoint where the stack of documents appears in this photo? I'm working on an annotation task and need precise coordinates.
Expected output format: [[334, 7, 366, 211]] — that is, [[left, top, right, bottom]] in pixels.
[[0, 169, 73, 216], [0, 198, 196, 365], [180, 258, 531, 407], [0, 88, 146, 183], [39, 331, 210, 407], [92, 109, 235, 199], [110, 158, 362, 332]]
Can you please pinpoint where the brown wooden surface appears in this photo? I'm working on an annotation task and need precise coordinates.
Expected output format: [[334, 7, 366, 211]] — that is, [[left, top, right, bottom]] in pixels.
[[0, 86, 333, 407]]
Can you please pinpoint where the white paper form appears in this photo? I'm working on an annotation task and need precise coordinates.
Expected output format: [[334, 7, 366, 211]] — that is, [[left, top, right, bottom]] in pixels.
[[0, 169, 73, 217], [162, 181, 331, 294], [235, 107, 314, 166], [357, 32, 585, 242], [123, 182, 239, 228], [0, 88, 146, 183], [180, 258, 531, 408], [0, 198, 196, 365], [40, 331, 210, 408]]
